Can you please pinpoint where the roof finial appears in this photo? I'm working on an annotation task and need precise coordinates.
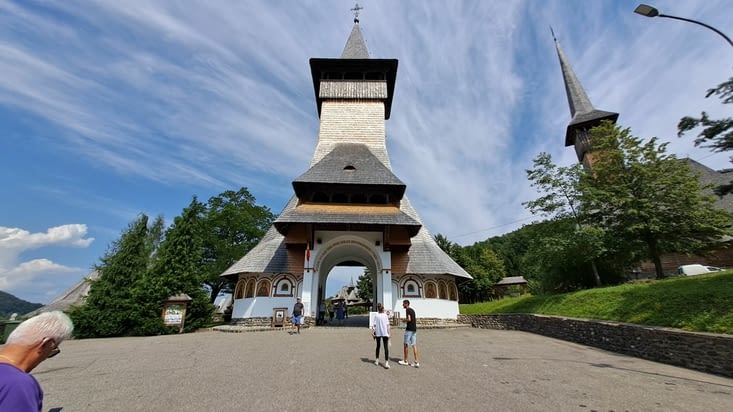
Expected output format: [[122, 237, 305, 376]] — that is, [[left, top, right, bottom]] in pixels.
[[351, 3, 363, 24]]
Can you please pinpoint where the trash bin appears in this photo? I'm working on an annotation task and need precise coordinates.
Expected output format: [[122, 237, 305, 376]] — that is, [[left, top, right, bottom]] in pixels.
[[1, 320, 21, 344]]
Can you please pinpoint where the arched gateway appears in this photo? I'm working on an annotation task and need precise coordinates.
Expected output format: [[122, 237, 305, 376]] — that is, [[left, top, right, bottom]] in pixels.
[[220, 16, 472, 326]]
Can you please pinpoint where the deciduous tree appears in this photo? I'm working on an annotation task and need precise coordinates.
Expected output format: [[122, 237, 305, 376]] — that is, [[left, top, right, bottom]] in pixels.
[[200, 188, 275, 303], [582, 121, 731, 279], [524, 152, 603, 286]]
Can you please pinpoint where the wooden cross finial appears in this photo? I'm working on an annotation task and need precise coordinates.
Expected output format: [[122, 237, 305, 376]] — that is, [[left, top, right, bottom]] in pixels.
[[351, 3, 363, 23]]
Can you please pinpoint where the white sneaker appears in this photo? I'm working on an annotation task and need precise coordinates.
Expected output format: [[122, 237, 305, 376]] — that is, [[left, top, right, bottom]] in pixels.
[[384, 361, 390, 369], [413, 362, 420, 368], [374, 360, 379, 366], [398, 360, 409, 366]]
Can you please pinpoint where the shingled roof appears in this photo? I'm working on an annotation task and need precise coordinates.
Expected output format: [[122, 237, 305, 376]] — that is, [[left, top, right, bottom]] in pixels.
[[292, 143, 405, 198], [553, 35, 618, 147], [684, 158, 733, 213], [220, 225, 289, 276], [24, 271, 99, 317], [341, 23, 369, 59]]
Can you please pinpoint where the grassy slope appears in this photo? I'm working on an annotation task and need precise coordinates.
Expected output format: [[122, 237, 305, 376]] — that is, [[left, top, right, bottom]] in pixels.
[[459, 272, 733, 335]]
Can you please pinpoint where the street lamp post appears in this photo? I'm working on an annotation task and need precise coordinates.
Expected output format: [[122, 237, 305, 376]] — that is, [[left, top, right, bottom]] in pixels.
[[634, 4, 733, 48]]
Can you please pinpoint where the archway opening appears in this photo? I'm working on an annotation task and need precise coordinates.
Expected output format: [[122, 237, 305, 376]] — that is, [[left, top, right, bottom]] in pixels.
[[321, 265, 367, 326], [313, 234, 382, 327]]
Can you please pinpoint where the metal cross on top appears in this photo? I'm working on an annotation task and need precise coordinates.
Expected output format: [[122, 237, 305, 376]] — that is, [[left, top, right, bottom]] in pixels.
[[351, 3, 363, 23]]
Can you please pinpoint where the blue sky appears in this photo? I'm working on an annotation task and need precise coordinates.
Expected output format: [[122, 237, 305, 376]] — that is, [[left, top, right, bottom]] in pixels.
[[1, 0, 731, 304]]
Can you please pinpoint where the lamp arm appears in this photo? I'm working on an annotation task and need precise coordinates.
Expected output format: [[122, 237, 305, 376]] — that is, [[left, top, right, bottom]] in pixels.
[[658, 13, 733, 48]]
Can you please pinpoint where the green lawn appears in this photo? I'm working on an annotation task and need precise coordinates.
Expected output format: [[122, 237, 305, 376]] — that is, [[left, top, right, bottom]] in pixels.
[[460, 271, 733, 335]]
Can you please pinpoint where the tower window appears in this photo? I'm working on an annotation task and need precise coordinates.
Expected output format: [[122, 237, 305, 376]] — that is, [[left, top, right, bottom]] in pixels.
[[365, 72, 385, 80], [344, 72, 363, 80], [312, 192, 329, 202], [369, 194, 387, 204], [350, 193, 367, 203]]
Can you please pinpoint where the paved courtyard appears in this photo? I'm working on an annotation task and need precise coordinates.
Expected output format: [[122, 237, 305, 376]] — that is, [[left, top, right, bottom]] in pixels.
[[32, 324, 732, 411]]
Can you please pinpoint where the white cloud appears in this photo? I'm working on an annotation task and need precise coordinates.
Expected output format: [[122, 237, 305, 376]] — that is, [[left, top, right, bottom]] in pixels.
[[0, 225, 93, 302]]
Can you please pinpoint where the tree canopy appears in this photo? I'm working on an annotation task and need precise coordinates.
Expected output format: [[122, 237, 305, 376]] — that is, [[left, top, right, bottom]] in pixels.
[[69, 187, 273, 338], [678, 76, 733, 195], [581, 121, 731, 278], [200, 188, 275, 302], [70, 214, 166, 338], [355, 268, 373, 302], [524, 151, 603, 286]]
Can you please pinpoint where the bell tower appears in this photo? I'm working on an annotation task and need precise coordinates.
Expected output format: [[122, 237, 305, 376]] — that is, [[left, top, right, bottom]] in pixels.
[[553, 30, 619, 170], [222, 8, 471, 325]]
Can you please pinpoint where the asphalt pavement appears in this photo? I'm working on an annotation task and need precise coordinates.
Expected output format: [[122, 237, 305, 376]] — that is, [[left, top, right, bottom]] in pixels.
[[30, 319, 733, 411]]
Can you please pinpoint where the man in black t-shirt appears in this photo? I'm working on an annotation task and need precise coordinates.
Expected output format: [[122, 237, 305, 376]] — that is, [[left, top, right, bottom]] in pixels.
[[292, 297, 304, 334], [397, 299, 420, 367]]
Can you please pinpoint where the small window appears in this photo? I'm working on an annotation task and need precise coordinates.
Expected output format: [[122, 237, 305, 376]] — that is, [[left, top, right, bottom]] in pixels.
[[365, 72, 385, 80], [402, 279, 421, 298], [312, 192, 329, 202], [350, 193, 367, 203], [369, 194, 387, 204], [343, 165, 356, 171], [274, 277, 294, 297], [332, 193, 348, 203]]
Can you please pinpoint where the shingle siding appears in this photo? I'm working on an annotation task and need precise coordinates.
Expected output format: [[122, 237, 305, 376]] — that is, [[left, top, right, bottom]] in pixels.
[[312, 101, 390, 167]]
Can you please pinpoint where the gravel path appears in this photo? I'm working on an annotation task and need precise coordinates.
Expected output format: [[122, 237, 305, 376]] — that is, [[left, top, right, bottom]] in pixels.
[[32, 325, 733, 411]]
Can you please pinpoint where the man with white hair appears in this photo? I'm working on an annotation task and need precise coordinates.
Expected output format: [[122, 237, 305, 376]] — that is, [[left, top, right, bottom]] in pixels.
[[0, 311, 74, 411]]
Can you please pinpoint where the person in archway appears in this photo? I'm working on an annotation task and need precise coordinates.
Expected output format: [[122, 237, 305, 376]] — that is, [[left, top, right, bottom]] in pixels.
[[398, 299, 420, 368], [317, 301, 326, 325], [0, 311, 74, 411], [335, 300, 345, 325], [371, 303, 391, 369], [291, 297, 304, 334]]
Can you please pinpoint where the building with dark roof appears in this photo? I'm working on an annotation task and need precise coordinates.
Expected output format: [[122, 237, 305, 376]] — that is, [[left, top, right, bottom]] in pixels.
[[220, 18, 471, 323]]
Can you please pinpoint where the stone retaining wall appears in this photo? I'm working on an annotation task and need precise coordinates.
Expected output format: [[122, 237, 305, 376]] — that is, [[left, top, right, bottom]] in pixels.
[[458, 314, 733, 378], [232, 317, 314, 327]]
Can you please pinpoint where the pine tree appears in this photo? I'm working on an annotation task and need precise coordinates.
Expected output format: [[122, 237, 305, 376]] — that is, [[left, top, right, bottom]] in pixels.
[[144, 198, 213, 332], [69, 214, 160, 338]]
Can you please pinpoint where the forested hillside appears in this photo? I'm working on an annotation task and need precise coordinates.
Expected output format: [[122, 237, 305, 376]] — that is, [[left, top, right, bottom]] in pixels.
[[0, 290, 42, 318]]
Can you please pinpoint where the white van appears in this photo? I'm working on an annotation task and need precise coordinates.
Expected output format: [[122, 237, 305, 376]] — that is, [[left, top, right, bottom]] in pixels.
[[677, 264, 723, 276]]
